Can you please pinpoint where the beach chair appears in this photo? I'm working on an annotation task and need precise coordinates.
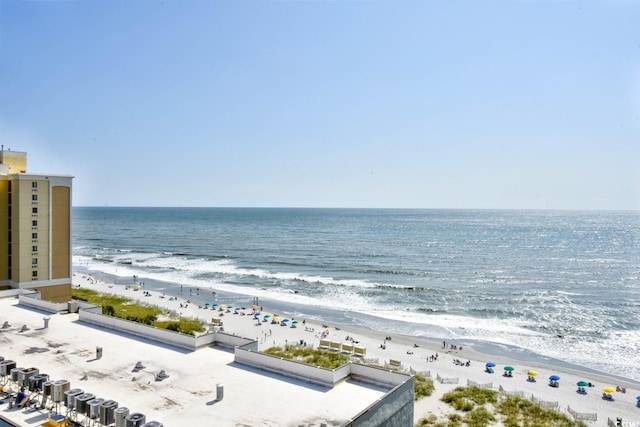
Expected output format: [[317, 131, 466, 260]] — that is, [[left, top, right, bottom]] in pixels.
[[388, 359, 402, 369], [353, 346, 366, 357]]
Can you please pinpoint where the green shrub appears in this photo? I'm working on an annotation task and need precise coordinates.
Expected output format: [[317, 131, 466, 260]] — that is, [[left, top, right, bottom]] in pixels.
[[414, 374, 435, 400], [72, 288, 204, 335]]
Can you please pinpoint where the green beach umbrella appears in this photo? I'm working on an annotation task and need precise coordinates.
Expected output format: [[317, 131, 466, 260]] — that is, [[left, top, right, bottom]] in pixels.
[[504, 366, 514, 371], [577, 381, 589, 387]]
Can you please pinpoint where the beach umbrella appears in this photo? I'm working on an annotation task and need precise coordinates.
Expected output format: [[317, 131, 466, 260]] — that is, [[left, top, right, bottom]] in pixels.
[[549, 375, 560, 381], [212, 303, 219, 307], [254, 312, 261, 316], [602, 386, 616, 393], [576, 381, 589, 387], [281, 318, 290, 323], [485, 362, 496, 368], [504, 366, 514, 372], [292, 320, 299, 324], [527, 370, 538, 376], [263, 314, 270, 318], [636, 395, 640, 401], [204, 302, 210, 306]]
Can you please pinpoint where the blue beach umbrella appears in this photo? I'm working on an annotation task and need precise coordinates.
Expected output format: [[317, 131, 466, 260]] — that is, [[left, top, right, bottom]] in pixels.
[[254, 312, 261, 316], [549, 375, 560, 381], [485, 362, 496, 368], [636, 395, 640, 401]]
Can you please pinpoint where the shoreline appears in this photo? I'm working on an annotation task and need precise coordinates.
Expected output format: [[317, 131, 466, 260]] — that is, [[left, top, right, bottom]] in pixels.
[[75, 266, 640, 389], [72, 269, 640, 425]]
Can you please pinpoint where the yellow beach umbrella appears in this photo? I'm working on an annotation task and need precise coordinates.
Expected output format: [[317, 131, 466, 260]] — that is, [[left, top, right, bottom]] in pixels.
[[527, 370, 538, 376], [602, 386, 616, 393]]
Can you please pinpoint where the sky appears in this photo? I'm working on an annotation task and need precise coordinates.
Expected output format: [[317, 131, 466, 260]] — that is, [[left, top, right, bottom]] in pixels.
[[1, 0, 639, 210]]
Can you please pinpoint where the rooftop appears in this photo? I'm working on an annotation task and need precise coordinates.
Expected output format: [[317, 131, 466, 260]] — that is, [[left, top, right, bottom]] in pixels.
[[0, 297, 389, 426]]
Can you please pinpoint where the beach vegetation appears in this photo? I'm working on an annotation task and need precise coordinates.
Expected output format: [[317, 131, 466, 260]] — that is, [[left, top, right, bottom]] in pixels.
[[413, 374, 435, 400], [415, 386, 586, 427], [262, 345, 350, 369], [154, 318, 205, 335], [72, 288, 205, 335], [495, 395, 586, 427]]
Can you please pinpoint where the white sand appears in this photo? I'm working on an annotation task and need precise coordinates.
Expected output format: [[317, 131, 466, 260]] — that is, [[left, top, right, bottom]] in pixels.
[[70, 272, 640, 426], [74, 275, 640, 425]]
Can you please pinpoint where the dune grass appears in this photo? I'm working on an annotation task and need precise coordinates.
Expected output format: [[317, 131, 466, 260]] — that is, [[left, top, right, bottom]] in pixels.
[[72, 288, 205, 335], [263, 345, 351, 369], [415, 386, 587, 427]]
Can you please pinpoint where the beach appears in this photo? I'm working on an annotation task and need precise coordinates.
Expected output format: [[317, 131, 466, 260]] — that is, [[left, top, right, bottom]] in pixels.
[[69, 271, 640, 426]]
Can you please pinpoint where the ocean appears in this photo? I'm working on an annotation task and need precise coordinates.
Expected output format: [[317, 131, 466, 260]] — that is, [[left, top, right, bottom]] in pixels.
[[71, 207, 640, 382]]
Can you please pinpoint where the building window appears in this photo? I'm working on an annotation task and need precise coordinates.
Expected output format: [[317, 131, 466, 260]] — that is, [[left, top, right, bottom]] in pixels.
[[32, 220, 38, 227], [32, 271, 38, 279], [32, 207, 38, 214], [32, 232, 37, 239], [32, 194, 38, 201], [32, 245, 38, 252], [32, 258, 38, 265], [32, 182, 38, 188]]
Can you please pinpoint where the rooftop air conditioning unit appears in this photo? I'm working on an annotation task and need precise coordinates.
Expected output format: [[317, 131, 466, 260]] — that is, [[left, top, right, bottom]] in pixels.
[[29, 374, 49, 391], [10, 367, 24, 383], [100, 400, 119, 425], [125, 412, 146, 427], [52, 380, 70, 402], [19, 367, 39, 387], [64, 388, 83, 409], [75, 393, 94, 415], [114, 407, 129, 427], [0, 360, 16, 376], [42, 381, 54, 397], [88, 398, 104, 418]]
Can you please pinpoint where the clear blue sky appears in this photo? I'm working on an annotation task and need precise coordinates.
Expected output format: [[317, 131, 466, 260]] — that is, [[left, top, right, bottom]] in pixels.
[[1, 0, 638, 209]]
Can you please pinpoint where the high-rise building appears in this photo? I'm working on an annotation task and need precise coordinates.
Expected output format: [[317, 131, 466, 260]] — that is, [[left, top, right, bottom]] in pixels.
[[0, 148, 73, 302]]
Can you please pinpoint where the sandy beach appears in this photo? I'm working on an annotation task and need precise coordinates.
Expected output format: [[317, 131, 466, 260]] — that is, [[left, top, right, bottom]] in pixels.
[[66, 271, 640, 426]]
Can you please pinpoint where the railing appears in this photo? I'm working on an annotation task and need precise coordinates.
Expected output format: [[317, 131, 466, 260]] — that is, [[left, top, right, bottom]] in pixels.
[[436, 373, 459, 384], [530, 395, 558, 409], [467, 379, 492, 389], [567, 405, 597, 421]]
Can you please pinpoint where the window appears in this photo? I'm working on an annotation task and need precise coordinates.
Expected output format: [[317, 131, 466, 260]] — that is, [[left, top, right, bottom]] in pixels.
[[32, 220, 38, 227], [32, 232, 37, 239], [32, 245, 38, 252], [32, 271, 38, 278], [32, 207, 38, 214], [32, 182, 38, 188], [32, 194, 38, 201], [32, 258, 38, 265]]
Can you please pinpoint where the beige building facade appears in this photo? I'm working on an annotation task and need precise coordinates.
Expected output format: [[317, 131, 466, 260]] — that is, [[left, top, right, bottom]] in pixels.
[[0, 148, 73, 302]]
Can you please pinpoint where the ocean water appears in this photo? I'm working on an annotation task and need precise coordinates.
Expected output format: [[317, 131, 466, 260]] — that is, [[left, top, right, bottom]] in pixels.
[[71, 207, 640, 381]]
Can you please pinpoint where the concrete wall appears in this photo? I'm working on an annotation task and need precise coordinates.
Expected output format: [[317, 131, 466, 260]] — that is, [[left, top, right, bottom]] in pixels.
[[234, 345, 344, 387], [345, 377, 415, 427], [18, 293, 68, 313], [234, 345, 415, 426], [79, 309, 198, 351]]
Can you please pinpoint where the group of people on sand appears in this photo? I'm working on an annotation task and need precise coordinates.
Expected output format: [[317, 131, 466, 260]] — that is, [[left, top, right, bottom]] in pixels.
[[442, 340, 462, 351]]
